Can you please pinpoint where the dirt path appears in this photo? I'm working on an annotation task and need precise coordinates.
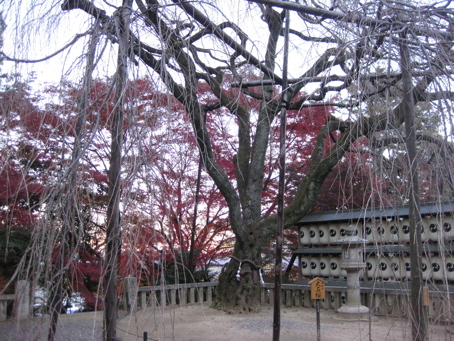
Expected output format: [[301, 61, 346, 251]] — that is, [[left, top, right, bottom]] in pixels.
[[117, 305, 449, 341], [0, 311, 103, 341], [0, 305, 450, 340]]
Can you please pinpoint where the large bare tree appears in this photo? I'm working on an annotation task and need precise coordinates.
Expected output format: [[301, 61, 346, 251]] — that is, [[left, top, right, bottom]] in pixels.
[[5, 1, 454, 340], [57, 0, 454, 311]]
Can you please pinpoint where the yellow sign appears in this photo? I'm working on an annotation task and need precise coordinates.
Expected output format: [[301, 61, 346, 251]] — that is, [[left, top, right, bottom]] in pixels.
[[309, 277, 327, 300], [423, 286, 430, 306]]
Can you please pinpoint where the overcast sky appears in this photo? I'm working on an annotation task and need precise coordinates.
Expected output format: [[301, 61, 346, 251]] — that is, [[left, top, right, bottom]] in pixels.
[[0, 1, 325, 86]]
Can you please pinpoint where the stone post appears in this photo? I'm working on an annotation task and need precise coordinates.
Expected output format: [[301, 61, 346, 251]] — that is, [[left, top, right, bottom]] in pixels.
[[0, 296, 10, 321], [14, 280, 30, 319], [336, 225, 369, 320], [124, 276, 138, 312]]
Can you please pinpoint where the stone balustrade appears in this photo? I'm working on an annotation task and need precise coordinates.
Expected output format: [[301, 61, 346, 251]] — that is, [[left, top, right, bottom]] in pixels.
[[130, 281, 453, 322], [136, 282, 216, 309], [0, 294, 15, 321], [0, 280, 31, 321]]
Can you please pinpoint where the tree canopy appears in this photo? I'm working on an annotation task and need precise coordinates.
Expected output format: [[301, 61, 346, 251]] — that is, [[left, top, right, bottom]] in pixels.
[[2, 1, 454, 340]]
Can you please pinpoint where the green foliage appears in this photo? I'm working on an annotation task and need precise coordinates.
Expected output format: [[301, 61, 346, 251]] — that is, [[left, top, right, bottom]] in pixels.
[[0, 226, 31, 280]]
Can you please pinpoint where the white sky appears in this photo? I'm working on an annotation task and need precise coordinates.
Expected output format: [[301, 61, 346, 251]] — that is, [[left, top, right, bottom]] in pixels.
[[0, 1, 334, 90], [1, 1, 117, 85], [2, 0, 450, 135]]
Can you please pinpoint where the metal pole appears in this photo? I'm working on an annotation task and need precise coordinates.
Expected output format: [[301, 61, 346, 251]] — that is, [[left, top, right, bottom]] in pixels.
[[400, 34, 427, 341], [143, 331, 148, 341], [316, 300, 321, 341], [272, 5, 290, 341]]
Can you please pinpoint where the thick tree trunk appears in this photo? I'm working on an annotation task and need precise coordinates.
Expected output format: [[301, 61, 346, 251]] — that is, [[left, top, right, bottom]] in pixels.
[[213, 241, 262, 313], [59, 0, 448, 320]]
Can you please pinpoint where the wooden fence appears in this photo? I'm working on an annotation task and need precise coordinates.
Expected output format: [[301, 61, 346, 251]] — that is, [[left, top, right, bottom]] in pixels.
[[131, 281, 453, 322]]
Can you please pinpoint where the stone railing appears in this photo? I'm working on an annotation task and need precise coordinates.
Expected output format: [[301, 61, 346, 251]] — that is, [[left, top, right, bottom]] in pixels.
[[128, 280, 452, 322], [0, 294, 15, 321], [134, 282, 217, 310], [0, 280, 31, 321], [261, 283, 452, 323]]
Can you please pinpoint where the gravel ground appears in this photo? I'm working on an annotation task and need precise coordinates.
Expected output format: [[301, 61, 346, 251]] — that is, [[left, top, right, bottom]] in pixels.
[[0, 312, 103, 341], [117, 305, 450, 341], [232, 317, 338, 333], [0, 306, 450, 341]]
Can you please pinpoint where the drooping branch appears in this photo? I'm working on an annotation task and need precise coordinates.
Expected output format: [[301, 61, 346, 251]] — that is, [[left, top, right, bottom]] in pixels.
[[288, 28, 338, 43], [132, 5, 252, 242], [230, 71, 440, 88], [59, 1, 453, 238], [372, 133, 454, 155], [62, 0, 108, 20], [258, 74, 436, 240], [46, 21, 100, 341], [1, 31, 92, 63], [247, 0, 454, 40], [172, 0, 283, 84]]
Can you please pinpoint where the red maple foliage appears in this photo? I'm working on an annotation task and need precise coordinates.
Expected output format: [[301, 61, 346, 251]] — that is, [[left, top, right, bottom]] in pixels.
[[3, 73, 445, 308], [118, 78, 233, 285]]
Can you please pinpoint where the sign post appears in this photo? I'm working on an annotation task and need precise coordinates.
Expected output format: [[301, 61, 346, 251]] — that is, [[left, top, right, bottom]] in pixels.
[[309, 277, 327, 341], [423, 286, 430, 322], [423, 286, 430, 307]]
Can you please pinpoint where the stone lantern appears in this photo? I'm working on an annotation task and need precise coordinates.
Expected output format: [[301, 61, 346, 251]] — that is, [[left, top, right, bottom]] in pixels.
[[336, 225, 369, 320]]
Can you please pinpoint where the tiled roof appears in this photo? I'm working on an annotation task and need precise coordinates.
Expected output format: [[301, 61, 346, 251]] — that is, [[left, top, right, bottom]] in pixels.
[[296, 201, 454, 225]]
